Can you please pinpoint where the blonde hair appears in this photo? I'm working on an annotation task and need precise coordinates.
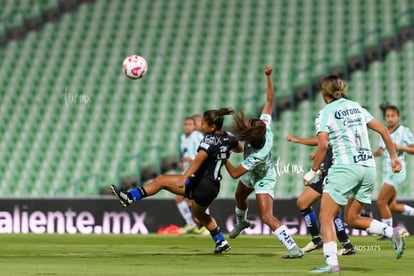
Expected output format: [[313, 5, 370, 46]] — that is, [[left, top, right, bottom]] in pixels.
[[321, 75, 346, 99]]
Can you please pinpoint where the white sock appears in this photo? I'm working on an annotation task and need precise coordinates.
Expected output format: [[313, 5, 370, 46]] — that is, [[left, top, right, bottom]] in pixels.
[[177, 201, 194, 225], [402, 205, 414, 216], [382, 218, 393, 227], [323, 241, 338, 266], [274, 225, 296, 250], [366, 220, 393, 238], [235, 207, 247, 224]]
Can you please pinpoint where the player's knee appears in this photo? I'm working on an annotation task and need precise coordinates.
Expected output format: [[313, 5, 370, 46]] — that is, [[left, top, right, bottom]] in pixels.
[[296, 197, 306, 210], [344, 212, 358, 227]]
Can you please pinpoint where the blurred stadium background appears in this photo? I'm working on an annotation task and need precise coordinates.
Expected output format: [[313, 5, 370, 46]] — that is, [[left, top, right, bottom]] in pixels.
[[0, 0, 414, 200]]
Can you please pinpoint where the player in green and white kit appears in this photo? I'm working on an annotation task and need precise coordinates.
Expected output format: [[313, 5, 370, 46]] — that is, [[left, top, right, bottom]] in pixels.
[[373, 103, 414, 231], [304, 75, 405, 273], [176, 116, 204, 234], [225, 65, 303, 259]]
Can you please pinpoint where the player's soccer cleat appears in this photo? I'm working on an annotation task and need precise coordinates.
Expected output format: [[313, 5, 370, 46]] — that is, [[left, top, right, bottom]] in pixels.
[[281, 246, 304, 259], [337, 246, 356, 256], [193, 226, 209, 235], [229, 220, 252, 239], [214, 240, 231, 254], [391, 228, 406, 259], [179, 223, 197, 234], [337, 241, 356, 256], [110, 185, 132, 207], [309, 264, 341, 273], [302, 239, 323, 252]]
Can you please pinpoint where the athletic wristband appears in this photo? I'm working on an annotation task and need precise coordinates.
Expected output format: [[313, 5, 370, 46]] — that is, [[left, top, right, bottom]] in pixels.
[[304, 169, 318, 183]]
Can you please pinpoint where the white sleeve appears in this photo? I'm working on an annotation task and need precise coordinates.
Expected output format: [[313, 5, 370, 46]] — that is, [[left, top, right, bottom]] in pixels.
[[260, 114, 272, 127]]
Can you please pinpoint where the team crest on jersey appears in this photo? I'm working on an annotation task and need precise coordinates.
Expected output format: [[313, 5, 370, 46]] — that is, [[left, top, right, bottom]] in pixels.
[[204, 136, 222, 146]]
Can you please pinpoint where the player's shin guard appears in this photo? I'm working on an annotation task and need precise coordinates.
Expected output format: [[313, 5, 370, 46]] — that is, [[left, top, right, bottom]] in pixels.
[[301, 207, 321, 240], [334, 215, 349, 244]]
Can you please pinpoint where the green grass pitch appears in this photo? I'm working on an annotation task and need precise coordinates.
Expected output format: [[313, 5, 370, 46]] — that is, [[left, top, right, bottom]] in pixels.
[[0, 234, 411, 275]]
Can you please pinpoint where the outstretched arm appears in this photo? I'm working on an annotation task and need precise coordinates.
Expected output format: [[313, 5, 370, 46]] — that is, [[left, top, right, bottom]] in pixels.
[[287, 134, 318, 146], [232, 141, 244, 153], [225, 159, 248, 179], [395, 144, 414, 155], [177, 150, 208, 188], [261, 65, 274, 116], [303, 132, 328, 186]]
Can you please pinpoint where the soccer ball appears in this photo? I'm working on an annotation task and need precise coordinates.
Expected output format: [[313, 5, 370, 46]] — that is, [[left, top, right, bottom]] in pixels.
[[122, 55, 148, 79]]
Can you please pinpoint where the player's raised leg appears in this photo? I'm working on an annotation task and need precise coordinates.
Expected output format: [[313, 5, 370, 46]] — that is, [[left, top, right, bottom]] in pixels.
[[111, 174, 185, 207]]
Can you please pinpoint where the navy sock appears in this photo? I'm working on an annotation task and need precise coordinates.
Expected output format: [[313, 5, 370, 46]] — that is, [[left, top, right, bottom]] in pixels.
[[210, 227, 225, 244], [301, 207, 320, 239], [334, 215, 350, 245], [128, 187, 147, 201]]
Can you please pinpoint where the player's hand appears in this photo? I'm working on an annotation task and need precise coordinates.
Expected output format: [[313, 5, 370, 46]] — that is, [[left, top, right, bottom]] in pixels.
[[265, 65, 272, 76], [303, 169, 317, 186], [391, 157, 402, 173], [286, 134, 298, 143]]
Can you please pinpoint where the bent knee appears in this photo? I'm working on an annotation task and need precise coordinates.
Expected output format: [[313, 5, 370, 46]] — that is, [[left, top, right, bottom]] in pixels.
[[296, 197, 308, 210]]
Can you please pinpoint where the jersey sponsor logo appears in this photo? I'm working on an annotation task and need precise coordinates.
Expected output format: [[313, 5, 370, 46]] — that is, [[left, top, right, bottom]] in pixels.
[[353, 153, 373, 163], [343, 117, 362, 127], [334, 108, 361, 119], [199, 142, 210, 150], [204, 136, 222, 146]]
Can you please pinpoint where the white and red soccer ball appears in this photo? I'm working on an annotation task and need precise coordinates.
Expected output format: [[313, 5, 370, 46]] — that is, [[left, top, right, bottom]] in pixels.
[[122, 55, 148, 79]]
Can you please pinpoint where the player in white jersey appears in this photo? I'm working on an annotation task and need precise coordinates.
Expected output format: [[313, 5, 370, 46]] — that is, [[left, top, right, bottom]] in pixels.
[[303, 75, 405, 273], [175, 117, 202, 234], [225, 65, 303, 259], [373, 103, 414, 233], [287, 135, 355, 255]]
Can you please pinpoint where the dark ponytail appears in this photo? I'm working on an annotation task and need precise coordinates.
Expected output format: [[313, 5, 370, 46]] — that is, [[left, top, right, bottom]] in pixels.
[[203, 107, 234, 129], [231, 108, 266, 148]]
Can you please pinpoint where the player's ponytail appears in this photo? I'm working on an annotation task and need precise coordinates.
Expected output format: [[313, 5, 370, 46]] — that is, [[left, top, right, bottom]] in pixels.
[[203, 107, 234, 130], [231, 108, 266, 149], [321, 75, 346, 99]]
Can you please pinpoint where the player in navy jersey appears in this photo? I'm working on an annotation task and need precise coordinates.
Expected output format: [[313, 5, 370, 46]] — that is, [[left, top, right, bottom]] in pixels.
[[111, 108, 243, 254], [287, 134, 355, 255]]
